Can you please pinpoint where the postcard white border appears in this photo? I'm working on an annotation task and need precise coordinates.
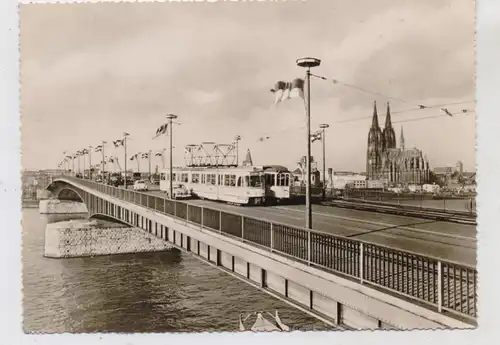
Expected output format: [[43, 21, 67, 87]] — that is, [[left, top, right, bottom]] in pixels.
[[1, 0, 499, 344]]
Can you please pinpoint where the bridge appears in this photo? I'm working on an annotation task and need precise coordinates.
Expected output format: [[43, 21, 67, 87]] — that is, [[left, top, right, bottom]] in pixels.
[[46, 176, 477, 330]]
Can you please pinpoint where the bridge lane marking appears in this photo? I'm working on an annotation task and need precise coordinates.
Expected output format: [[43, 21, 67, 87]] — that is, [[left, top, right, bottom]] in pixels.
[[272, 206, 476, 242], [139, 191, 475, 252], [78, 184, 476, 266]]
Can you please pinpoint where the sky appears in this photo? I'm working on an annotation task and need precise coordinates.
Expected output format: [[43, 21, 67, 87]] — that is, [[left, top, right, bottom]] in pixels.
[[20, 0, 476, 172]]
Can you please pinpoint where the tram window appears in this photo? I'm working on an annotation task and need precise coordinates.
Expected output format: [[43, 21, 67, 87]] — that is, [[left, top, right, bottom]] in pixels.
[[218, 174, 222, 185], [229, 175, 236, 187], [277, 173, 286, 186], [160, 173, 166, 181], [172, 173, 176, 181], [224, 174, 230, 186], [249, 175, 263, 187], [237, 177, 242, 187], [245, 176, 249, 187], [210, 174, 216, 185], [182, 173, 188, 183], [285, 174, 290, 186], [192, 173, 200, 183]]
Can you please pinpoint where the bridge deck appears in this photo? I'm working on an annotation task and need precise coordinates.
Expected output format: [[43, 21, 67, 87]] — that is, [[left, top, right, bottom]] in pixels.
[[143, 189, 476, 266]]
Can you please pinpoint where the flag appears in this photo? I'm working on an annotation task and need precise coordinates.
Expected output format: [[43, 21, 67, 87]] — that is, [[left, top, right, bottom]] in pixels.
[[95, 145, 103, 152], [311, 130, 322, 143], [153, 123, 168, 139], [155, 152, 163, 157], [441, 108, 453, 117], [113, 139, 124, 147], [271, 78, 305, 105], [234, 135, 241, 142]]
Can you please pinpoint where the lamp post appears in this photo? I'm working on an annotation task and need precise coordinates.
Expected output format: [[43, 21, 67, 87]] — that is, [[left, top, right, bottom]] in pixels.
[[100, 141, 106, 176], [88, 145, 93, 179], [296, 57, 321, 230], [148, 150, 152, 179], [62, 151, 67, 174], [77, 152, 81, 175], [319, 123, 330, 199], [123, 132, 130, 189], [166, 114, 178, 199]]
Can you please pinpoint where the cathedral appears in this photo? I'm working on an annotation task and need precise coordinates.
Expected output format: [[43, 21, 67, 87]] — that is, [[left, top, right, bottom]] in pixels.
[[366, 101, 430, 185]]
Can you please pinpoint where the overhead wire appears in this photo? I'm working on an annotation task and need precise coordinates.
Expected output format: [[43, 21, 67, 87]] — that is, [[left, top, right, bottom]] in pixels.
[[310, 73, 476, 123]]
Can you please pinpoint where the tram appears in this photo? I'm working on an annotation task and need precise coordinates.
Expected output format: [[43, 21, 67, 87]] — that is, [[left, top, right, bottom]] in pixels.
[[262, 165, 293, 204], [159, 166, 266, 205]]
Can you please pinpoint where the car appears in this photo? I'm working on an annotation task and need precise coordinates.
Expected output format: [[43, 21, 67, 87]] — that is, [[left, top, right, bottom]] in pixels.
[[150, 174, 160, 185], [169, 184, 191, 199], [133, 180, 148, 191]]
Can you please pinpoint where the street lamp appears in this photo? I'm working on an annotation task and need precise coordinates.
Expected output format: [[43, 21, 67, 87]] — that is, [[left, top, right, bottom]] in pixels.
[[319, 123, 330, 199], [123, 132, 130, 189], [166, 114, 178, 199], [296, 57, 321, 230], [88, 145, 93, 179]]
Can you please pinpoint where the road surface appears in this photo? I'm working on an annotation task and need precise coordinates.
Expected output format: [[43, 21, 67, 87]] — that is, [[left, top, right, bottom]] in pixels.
[[138, 186, 475, 267]]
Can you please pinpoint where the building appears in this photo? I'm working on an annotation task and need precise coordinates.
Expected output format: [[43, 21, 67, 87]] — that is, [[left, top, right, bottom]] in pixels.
[[366, 101, 430, 185], [292, 156, 321, 186], [242, 149, 253, 167]]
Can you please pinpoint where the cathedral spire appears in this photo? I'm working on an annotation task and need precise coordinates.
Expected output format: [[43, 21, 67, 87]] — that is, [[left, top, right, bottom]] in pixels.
[[385, 101, 392, 128], [400, 126, 405, 150], [242, 149, 253, 167], [371, 100, 379, 128]]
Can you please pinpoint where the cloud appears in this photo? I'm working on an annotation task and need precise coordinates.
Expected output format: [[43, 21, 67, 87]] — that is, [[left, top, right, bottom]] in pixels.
[[20, 1, 476, 172]]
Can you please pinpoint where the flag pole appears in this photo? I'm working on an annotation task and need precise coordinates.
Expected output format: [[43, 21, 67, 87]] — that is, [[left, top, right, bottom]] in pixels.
[[297, 57, 321, 230], [166, 114, 178, 199], [149, 150, 152, 179], [123, 133, 130, 189], [88, 146, 93, 179], [319, 124, 329, 200], [101, 141, 106, 177]]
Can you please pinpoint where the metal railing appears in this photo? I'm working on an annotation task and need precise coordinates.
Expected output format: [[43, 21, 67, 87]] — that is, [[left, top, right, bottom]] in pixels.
[[291, 186, 477, 217], [57, 176, 477, 321]]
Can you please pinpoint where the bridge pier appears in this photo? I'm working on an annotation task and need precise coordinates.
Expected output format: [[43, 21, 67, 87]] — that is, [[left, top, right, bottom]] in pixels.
[[44, 219, 173, 258], [39, 199, 88, 215]]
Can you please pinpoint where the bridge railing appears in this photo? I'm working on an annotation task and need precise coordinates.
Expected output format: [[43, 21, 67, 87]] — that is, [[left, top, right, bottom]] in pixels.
[[291, 186, 477, 217], [59, 176, 477, 321]]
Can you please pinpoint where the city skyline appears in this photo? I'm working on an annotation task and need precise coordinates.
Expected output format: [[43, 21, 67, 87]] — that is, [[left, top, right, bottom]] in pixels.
[[20, 0, 476, 172]]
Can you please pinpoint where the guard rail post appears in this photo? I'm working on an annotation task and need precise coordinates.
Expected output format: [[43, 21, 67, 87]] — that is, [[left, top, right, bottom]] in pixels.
[[270, 223, 274, 251], [307, 229, 311, 265], [359, 242, 364, 284], [437, 260, 443, 313]]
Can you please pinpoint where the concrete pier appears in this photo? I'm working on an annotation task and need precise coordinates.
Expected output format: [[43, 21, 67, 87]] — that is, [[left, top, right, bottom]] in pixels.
[[44, 219, 173, 258], [39, 199, 88, 214]]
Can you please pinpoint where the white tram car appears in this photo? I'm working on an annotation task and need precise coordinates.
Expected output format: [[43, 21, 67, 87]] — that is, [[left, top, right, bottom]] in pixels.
[[159, 166, 266, 205], [262, 165, 293, 203]]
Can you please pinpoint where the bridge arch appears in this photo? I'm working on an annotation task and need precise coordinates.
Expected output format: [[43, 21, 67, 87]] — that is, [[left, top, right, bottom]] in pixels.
[[46, 180, 87, 202], [89, 213, 131, 226]]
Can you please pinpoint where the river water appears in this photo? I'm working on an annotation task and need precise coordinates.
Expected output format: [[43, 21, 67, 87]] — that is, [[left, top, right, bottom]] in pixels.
[[22, 208, 332, 333]]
